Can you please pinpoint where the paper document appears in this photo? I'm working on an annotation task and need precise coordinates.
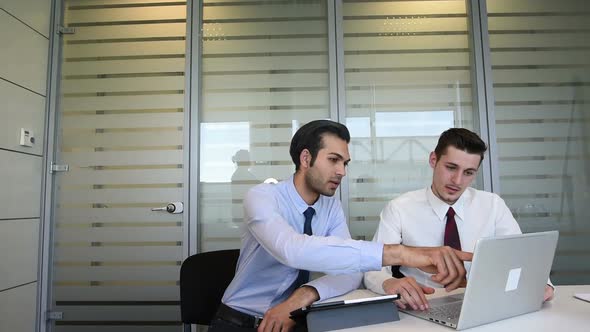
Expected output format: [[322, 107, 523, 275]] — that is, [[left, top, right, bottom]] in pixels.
[[573, 293, 590, 303]]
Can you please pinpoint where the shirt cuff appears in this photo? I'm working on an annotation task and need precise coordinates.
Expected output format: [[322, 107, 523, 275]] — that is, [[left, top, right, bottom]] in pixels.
[[305, 273, 363, 301], [363, 269, 390, 295], [305, 279, 330, 301], [547, 278, 555, 296], [358, 241, 384, 272]]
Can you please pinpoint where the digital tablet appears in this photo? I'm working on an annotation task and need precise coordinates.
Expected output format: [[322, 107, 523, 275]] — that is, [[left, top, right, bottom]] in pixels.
[[290, 294, 399, 317]]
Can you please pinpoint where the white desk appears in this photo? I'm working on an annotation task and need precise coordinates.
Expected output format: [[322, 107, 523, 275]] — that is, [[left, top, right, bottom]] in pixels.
[[333, 285, 589, 331]]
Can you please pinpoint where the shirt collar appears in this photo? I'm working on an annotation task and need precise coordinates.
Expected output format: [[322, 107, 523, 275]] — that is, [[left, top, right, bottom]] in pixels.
[[286, 175, 318, 214], [426, 186, 468, 222]]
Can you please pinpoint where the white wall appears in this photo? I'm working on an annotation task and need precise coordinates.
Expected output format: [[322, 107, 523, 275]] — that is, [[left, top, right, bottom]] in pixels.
[[0, 0, 50, 330]]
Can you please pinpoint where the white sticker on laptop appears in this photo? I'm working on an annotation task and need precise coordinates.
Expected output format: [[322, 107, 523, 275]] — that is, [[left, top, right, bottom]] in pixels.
[[505, 268, 521, 292]]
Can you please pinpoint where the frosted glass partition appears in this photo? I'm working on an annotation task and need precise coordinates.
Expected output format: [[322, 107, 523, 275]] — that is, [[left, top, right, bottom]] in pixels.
[[51, 0, 187, 330], [488, 0, 590, 284], [341, 0, 480, 240], [198, 0, 331, 251]]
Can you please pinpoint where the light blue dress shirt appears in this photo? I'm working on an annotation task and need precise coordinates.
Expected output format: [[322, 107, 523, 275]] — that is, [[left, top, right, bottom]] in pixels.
[[222, 176, 383, 316]]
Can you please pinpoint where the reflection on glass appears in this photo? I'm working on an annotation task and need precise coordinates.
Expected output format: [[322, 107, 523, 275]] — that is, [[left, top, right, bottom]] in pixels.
[[347, 111, 453, 138], [199, 0, 330, 251], [342, 0, 478, 240], [375, 111, 454, 137], [346, 117, 371, 138], [200, 122, 250, 183], [231, 149, 257, 183]]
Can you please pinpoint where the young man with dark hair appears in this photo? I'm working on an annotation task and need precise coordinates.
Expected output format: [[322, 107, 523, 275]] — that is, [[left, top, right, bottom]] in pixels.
[[433, 127, 487, 162], [210, 120, 472, 332], [364, 128, 554, 312]]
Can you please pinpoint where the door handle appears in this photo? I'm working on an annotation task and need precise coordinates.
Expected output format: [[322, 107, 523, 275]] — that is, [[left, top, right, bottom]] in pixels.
[[151, 202, 184, 214]]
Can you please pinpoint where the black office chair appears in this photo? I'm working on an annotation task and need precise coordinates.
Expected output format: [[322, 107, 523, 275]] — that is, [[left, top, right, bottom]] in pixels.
[[180, 249, 240, 330]]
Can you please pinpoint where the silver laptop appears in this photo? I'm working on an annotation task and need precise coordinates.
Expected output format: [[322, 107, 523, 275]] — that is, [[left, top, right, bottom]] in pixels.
[[401, 231, 558, 330]]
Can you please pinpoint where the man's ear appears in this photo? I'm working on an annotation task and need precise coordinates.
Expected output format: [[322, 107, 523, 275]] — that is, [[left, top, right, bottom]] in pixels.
[[300, 149, 311, 168], [429, 151, 438, 169]]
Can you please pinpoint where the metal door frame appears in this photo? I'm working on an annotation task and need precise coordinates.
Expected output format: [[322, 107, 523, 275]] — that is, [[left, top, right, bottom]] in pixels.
[[38, 0, 62, 330]]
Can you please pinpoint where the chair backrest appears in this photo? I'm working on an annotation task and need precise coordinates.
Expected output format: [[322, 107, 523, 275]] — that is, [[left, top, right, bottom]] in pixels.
[[179, 249, 240, 325]]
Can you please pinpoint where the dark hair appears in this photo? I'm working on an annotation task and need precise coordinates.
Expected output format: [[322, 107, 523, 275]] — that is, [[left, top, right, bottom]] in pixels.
[[434, 128, 487, 163], [290, 120, 350, 171]]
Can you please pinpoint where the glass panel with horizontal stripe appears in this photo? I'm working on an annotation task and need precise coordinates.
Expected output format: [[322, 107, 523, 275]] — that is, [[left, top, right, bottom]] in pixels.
[[487, 0, 590, 284], [342, 0, 481, 240], [198, 0, 331, 251], [50, 0, 187, 330]]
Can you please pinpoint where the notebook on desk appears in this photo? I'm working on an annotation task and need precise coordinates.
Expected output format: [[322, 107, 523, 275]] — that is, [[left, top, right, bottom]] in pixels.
[[401, 231, 558, 330]]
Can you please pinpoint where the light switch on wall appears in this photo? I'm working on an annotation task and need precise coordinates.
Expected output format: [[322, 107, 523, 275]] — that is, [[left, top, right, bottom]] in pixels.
[[19, 128, 35, 147]]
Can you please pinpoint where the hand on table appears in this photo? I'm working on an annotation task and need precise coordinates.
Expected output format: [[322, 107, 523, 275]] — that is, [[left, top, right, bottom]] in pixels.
[[258, 285, 319, 332], [258, 301, 296, 332], [544, 285, 554, 302]]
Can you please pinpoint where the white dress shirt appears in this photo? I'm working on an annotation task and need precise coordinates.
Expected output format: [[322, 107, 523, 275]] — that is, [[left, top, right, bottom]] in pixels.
[[364, 186, 522, 293]]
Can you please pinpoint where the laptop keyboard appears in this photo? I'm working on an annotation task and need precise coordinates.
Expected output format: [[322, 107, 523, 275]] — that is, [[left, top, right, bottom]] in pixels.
[[427, 302, 462, 321]]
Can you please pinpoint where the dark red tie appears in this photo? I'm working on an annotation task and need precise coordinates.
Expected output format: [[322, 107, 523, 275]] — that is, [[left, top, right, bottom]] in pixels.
[[444, 207, 461, 250]]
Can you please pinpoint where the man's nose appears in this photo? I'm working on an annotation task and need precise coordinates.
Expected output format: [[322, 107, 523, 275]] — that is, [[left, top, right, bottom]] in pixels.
[[451, 172, 462, 184], [336, 162, 346, 177]]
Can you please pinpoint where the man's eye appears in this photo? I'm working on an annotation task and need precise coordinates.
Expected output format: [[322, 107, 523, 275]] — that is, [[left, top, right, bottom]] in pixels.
[[465, 171, 475, 176]]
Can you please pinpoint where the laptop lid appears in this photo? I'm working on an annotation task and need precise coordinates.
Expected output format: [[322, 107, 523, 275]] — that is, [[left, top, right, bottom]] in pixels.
[[456, 231, 558, 330]]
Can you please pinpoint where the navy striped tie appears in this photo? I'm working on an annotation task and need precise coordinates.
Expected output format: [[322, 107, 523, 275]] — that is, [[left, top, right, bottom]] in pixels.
[[293, 207, 315, 288]]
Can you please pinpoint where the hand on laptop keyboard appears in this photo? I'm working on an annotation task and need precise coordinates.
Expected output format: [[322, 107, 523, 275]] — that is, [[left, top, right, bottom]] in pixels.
[[383, 277, 434, 311]]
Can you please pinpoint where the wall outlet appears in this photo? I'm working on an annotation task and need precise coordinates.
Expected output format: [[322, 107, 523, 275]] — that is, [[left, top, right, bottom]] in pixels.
[[19, 128, 35, 147]]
